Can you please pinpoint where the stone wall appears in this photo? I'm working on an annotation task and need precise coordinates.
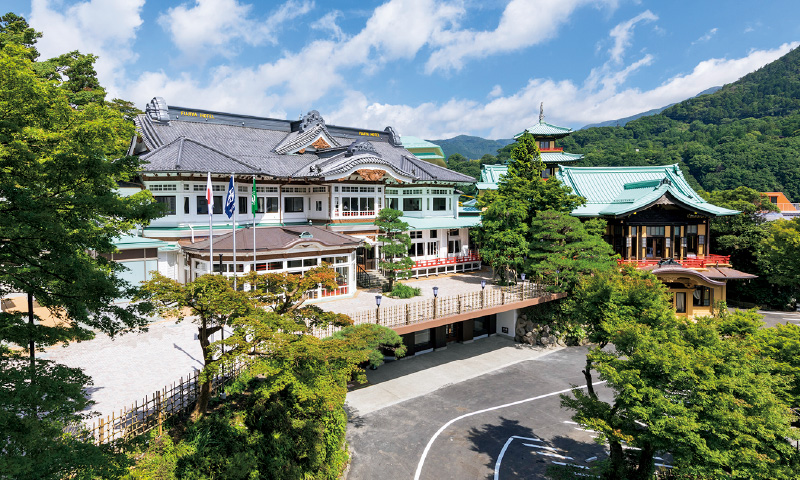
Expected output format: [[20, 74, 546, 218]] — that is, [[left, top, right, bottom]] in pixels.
[[515, 310, 566, 347]]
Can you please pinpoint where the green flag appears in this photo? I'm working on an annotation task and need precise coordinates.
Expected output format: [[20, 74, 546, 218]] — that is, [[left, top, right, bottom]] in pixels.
[[251, 177, 257, 215]]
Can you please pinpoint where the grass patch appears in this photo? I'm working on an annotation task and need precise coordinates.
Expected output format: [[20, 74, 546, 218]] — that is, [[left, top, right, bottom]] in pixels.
[[387, 283, 421, 298]]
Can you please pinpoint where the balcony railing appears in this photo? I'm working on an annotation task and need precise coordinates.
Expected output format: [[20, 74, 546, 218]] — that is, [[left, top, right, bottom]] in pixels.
[[776, 202, 800, 212], [334, 209, 377, 217], [310, 282, 553, 338], [412, 251, 481, 268], [539, 147, 563, 152], [618, 254, 731, 269]]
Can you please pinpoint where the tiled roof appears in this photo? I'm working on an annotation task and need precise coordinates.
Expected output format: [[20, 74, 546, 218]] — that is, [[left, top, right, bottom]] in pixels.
[[541, 151, 582, 163], [555, 164, 739, 218], [515, 121, 573, 138], [182, 225, 361, 253], [134, 107, 475, 184], [401, 216, 481, 230]]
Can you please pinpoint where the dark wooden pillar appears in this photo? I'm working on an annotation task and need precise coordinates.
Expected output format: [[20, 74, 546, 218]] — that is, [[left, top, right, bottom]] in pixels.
[[459, 319, 474, 343], [433, 326, 447, 350], [488, 314, 497, 335], [402, 333, 415, 356]]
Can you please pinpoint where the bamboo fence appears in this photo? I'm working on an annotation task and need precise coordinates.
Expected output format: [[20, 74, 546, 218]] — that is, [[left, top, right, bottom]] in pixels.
[[310, 282, 548, 338], [65, 360, 248, 445]]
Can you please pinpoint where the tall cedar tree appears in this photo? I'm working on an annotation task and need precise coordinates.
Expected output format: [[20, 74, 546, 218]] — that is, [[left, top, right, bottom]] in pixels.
[[374, 208, 414, 290], [475, 132, 586, 283], [0, 14, 161, 479], [561, 269, 800, 479]]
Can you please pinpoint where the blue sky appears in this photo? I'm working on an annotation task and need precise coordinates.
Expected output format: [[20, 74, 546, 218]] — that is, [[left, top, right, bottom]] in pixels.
[[6, 0, 800, 139]]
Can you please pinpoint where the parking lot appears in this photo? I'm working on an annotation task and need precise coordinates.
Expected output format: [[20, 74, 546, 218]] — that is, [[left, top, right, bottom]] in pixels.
[[346, 344, 617, 480]]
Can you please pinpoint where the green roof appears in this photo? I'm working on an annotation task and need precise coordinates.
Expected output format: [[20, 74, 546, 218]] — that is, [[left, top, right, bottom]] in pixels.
[[476, 152, 582, 190], [401, 216, 481, 230], [401, 135, 445, 157], [514, 121, 573, 139], [114, 235, 170, 250], [555, 164, 739, 218], [412, 151, 446, 160]]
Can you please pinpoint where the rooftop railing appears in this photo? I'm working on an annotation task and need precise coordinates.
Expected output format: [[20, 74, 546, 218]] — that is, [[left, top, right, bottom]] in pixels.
[[412, 251, 480, 268], [617, 254, 731, 269]]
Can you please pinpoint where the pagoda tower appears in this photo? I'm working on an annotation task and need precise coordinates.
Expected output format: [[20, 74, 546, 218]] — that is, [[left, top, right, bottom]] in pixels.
[[513, 102, 582, 179]]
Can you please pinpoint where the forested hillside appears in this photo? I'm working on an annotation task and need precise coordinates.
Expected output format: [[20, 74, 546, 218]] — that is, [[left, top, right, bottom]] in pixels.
[[559, 46, 800, 200], [429, 135, 513, 160]]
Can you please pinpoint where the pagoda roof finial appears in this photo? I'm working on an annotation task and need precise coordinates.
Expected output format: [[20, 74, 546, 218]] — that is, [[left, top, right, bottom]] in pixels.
[[539, 102, 544, 123]]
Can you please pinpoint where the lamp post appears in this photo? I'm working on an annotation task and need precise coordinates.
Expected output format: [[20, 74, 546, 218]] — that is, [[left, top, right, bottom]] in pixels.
[[480, 279, 486, 309], [218, 253, 223, 275], [433, 286, 439, 319], [375, 295, 382, 324], [520, 273, 526, 299]]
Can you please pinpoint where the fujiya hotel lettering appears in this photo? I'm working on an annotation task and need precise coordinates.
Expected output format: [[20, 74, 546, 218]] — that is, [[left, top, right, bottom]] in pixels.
[[180, 110, 215, 119]]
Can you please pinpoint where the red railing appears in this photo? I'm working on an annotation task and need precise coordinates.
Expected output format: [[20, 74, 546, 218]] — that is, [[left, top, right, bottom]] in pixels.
[[618, 254, 731, 269], [412, 251, 481, 268], [539, 147, 563, 152], [321, 286, 349, 297]]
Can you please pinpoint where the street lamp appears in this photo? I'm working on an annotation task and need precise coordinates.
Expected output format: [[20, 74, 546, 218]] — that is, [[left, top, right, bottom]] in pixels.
[[480, 279, 486, 309], [375, 295, 382, 324], [520, 273, 526, 281], [480, 280, 486, 290], [432, 286, 439, 319]]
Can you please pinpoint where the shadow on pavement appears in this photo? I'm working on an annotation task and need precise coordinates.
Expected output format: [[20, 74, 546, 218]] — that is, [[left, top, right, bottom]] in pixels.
[[358, 335, 549, 389]]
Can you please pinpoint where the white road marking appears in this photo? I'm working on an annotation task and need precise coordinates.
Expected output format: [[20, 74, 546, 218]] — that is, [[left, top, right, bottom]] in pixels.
[[563, 420, 578, 424], [552, 461, 589, 469], [412, 381, 607, 480], [522, 443, 559, 452], [585, 456, 598, 462], [532, 451, 575, 460], [655, 463, 674, 468]]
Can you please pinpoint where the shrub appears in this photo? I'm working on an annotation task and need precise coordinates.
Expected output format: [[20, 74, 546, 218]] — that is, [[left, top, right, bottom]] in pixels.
[[388, 282, 421, 298]]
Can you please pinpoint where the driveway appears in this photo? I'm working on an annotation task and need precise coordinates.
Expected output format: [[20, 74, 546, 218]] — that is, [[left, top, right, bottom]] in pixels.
[[346, 344, 618, 480]]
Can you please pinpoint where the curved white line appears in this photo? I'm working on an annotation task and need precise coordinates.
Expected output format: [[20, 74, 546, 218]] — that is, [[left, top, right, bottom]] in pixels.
[[413, 381, 607, 480], [495, 436, 541, 480]]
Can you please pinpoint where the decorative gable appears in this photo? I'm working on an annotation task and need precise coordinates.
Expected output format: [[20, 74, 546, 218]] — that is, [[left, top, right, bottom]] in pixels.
[[274, 110, 341, 155]]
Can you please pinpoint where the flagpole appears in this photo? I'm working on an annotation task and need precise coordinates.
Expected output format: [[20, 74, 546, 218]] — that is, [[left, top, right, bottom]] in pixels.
[[252, 176, 257, 269], [207, 172, 214, 276], [232, 173, 237, 290]]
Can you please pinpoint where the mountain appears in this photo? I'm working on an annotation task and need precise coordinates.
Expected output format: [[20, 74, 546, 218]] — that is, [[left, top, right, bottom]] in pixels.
[[427, 135, 514, 160], [580, 86, 722, 129], [558, 46, 800, 201]]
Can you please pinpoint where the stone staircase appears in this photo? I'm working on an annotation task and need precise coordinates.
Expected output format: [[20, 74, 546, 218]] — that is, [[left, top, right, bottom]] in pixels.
[[357, 267, 389, 290]]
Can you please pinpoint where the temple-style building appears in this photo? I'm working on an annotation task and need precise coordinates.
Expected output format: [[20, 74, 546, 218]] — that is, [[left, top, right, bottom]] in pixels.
[[477, 103, 583, 191], [125, 97, 481, 298], [555, 164, 756, 317]]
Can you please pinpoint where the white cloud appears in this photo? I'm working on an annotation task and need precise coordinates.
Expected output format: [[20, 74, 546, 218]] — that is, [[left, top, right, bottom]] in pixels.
[[311, 10, 345, 41], [488, 85, 503, 98], [424, 0, 619, 74], [608, 10, 658, 63], [29, 0, 145, 93], [328, 42, 800, 139], [692, 27, 718, 44], [158, 0, 314, 62]]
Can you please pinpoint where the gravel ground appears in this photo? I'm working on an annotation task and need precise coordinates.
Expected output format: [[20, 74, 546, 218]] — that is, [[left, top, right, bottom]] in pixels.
[[34, 270, 502, 421]]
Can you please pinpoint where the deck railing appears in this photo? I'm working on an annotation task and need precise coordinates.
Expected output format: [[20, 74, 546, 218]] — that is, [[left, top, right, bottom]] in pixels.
[[310, 282, 549, 338], [412, 251, 481, 268], [618, 254, 731, 268]]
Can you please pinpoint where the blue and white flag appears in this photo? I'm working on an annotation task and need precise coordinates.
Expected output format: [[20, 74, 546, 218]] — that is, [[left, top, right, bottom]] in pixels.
[[224, 175, 236, 219]]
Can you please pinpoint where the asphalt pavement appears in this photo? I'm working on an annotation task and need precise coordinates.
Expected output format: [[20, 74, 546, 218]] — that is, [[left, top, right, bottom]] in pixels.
[[346, 346, 616, 480]]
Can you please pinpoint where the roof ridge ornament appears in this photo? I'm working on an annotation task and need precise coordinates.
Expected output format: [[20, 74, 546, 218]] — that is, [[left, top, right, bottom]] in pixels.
[[146, 97, 170, 123], [299, 110, 325, 132], [346, 139, 380, 157], [539, 101, 544, 123], [384, 126, 401, 146]]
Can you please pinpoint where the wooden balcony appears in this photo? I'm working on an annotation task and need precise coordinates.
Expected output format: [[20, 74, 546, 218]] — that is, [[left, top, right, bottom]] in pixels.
[[310, 282, 564, 337], [617, 254, 732, 268]]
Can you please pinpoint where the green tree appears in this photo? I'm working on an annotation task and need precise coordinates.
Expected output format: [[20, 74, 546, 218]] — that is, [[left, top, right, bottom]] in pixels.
[[527, 210, 616, 292], [374, 208, 414, 290], [475, 132, 586, 282], [0, 16, 161, 479], [758, 218, 800, 306], [561, 274, 800, 479]]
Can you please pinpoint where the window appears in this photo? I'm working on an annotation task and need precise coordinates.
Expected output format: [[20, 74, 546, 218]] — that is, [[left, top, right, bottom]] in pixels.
[[433, 198, 447, 211], [150, 184, 177, 192], [427, 241, 438, 256], [316, 200, 323, 211], [155, 196, 176, 215], [389, 198, 399, 209], [693, 286, 711, 306], [430, 189, 449, 195], [408, 243, 424, 257], [403, 198, 421, 211], [238, 197, 248, 214], [312, 186, 327, 193], [198, 195, 223, 214], [448, 239, 461, 254], [287, 260, 303, 269], [430, 230, 438, 238], [184, 197, 190, 214], [284, 197, 304, 212], [449, 229, 460, 236], [675, 292, 686, 313], [770, 196, 778, 204], [539, 141, 551, 149], [630, 226, 637, 236], [409, 231, 422, 239], [686, 225, 699, 254], [303, 258, 318, 267], [646, 226, 665, 236], [265, 197, 279, 213], [414, 329, 431, 348]]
